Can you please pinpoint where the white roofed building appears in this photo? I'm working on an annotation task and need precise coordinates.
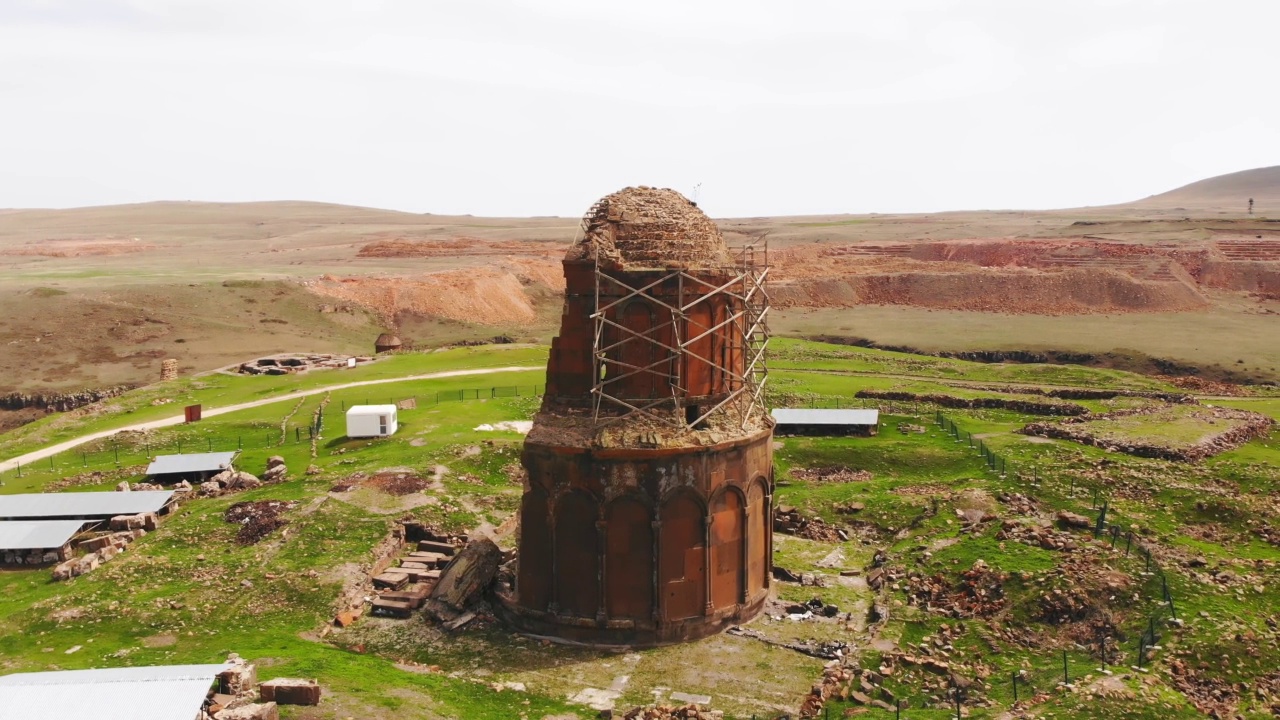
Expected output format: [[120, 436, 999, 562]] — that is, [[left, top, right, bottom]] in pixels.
[[0, 663, 229, 720], [770, 408, 880, 436]]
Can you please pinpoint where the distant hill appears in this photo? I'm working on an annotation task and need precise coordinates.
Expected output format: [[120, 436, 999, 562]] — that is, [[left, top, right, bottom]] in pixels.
[[1131, 166, 1280, 211]]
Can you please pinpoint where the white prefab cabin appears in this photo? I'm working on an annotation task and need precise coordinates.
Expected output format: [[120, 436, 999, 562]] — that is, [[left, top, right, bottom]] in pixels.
[[346, 404, 399, 438]]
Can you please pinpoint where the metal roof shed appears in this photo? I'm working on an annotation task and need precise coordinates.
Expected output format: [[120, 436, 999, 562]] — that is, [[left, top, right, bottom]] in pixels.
[[771, 408, 881, 436], [0, 520, 84, 551], [0, 490, 176, 521], [0, 663, 229, 720], [145, 451, 237, 478]]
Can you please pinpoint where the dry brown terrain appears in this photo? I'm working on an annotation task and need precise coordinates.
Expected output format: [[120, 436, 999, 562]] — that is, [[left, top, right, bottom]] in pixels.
[[0, 167, 1277, 397]]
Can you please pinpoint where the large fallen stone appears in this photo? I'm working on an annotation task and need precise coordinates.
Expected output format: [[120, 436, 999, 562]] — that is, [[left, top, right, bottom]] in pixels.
[[429, 537, 501, 613], [52, 561, 75, 581], [214, 702, 278, 720], [227, 471, 262, 490], [259, 678, 320, 706], [1056, 510, 1092, 529]]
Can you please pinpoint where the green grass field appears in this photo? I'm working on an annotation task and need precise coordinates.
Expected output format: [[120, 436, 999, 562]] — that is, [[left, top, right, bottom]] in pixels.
[[1, 339, 1277, 718]]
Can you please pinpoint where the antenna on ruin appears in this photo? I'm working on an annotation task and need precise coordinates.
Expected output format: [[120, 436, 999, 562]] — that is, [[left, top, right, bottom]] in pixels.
[[691, 183, 702, 205]]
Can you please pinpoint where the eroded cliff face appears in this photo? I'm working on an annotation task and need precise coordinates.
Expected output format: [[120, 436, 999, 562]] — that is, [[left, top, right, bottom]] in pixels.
[[307, 229, 1279, 327]]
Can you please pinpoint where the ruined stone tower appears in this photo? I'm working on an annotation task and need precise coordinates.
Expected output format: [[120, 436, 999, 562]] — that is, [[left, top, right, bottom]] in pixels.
[[499, 187, 773, 645]]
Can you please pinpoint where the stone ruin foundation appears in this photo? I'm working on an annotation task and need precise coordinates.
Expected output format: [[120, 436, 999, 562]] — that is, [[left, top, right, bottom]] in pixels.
[[495, 187, 775, 645]]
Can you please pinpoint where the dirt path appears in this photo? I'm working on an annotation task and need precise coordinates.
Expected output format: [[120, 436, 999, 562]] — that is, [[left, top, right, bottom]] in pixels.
[[0, 366, 538, 474]]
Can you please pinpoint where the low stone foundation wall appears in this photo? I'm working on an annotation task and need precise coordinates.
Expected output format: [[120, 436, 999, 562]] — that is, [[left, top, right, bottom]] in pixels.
[[1020, 407, 1274, 462], [855, 389, 1089, 416]]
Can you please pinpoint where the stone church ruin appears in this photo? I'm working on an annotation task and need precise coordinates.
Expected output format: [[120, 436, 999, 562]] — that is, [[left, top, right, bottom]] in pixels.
[[496, 187, 774, 645]]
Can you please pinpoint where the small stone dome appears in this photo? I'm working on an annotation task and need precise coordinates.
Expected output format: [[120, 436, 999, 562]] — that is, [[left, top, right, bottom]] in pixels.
[[374, 333, 402, 353], [569, 187, 731, 269]]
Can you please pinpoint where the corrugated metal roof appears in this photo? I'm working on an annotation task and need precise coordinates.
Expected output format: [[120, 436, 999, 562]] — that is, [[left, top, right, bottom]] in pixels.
[[346, 404, 397, 415], [0, 663, 228, 720], [0, 520, 83, 550], [145, 451, 237, 476], [0, 491, 175, 520], [771, 408, 880, 425]]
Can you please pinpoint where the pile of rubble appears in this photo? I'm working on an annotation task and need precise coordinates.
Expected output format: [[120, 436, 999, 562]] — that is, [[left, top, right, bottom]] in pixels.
[[197, 654, 322, 720], [774, 505, 848, 542], [907, 560, 1008, 618], [51, 518, 154, 580], [224, 501, 296, 545], [791, 466, 873, 483], [238, 354, 373, 376], [995, 519, 1081, 551], [610, 704, 722, 720], [199, 457, 287, 497], [996, 491, 1038, 516], [800, 661, 898, 717]]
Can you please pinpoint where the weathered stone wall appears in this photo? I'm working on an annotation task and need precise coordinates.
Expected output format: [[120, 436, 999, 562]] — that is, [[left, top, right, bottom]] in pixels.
[[855, 389, 1089, 416], [0, 385, 134, 412]]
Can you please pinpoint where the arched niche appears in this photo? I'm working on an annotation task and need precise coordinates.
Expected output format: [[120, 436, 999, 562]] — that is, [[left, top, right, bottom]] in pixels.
[[746, 477, 769, 597], [554, 491, 600, 618], [659, 491, 706, 621], [604, 496, 655, 620], [518, 487, 552, 611], [709, 486, 745, 610], [684, 299, 714, 397]]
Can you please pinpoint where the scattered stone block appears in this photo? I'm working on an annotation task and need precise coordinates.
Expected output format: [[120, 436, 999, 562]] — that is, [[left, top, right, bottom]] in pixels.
[[259, 678, 321, 706], [370, 597, 414, 617], [407, 551, 449, 567], [372, 571, 409, 590], [417, 540, 456, 556]]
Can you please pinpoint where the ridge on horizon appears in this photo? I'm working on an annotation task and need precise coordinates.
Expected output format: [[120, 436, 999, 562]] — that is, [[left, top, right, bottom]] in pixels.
[[2, 165, 1277, 219]]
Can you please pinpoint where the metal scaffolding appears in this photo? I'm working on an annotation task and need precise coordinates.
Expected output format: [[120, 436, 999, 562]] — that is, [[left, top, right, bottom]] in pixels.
[[589, 241, 770, 431]]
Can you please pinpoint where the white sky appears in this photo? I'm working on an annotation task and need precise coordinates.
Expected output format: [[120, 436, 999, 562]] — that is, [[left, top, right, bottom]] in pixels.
[[2, 0, 1278, 217]]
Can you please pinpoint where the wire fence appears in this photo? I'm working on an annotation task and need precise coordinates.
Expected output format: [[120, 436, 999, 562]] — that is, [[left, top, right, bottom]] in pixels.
[[0, 383, 546, 485], [929, 411, 1178, 691], [742, 396, 1180, 716]]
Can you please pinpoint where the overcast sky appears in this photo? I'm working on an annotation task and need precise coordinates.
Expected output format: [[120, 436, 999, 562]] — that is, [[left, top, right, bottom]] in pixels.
[[2, 0, 1277, 217]]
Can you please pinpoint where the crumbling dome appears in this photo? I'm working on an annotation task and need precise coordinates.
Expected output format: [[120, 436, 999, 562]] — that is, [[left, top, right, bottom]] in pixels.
[[374, 333, 402, 354], [497, 187, 774, 645]]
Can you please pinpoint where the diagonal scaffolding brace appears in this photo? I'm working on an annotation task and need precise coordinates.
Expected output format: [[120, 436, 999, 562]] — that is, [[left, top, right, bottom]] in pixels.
[[589, 240, 770, 430]]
